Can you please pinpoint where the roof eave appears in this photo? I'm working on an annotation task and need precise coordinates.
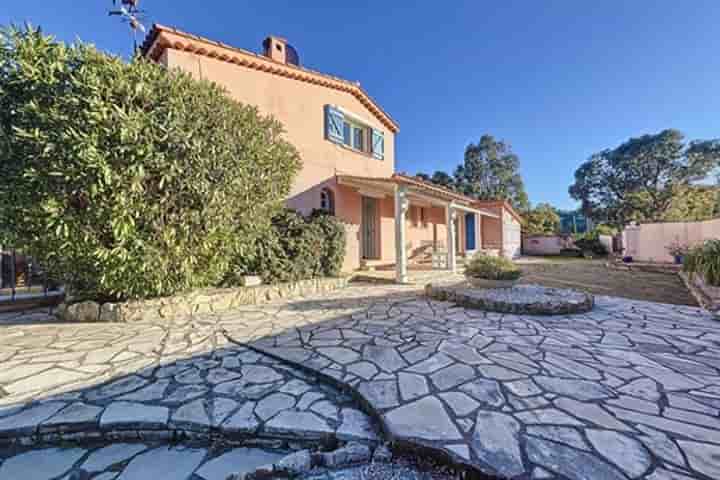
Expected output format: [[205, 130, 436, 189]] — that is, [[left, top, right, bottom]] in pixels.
[[140, 24, 399, 133]]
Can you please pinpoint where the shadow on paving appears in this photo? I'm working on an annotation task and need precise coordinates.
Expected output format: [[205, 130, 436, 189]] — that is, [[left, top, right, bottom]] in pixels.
[[0, 307, 383, 480]]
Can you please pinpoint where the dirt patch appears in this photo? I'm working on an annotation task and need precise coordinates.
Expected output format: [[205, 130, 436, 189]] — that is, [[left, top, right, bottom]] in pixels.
[[518, 258, 697, 306]]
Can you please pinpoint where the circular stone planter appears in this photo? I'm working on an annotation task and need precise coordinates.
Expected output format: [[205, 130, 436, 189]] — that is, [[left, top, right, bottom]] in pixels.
[[426, 283, 594, 315], [466, 276, 519, 289]]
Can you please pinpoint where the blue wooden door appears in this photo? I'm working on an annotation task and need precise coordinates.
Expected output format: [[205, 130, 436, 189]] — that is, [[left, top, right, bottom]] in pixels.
[[465, 213, 476, 250]]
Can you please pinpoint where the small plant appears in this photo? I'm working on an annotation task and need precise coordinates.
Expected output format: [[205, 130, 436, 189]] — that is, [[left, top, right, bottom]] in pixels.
[[683, 240, 720, 286], [465, 254, 521, 281], [666, 240, 690, 257]]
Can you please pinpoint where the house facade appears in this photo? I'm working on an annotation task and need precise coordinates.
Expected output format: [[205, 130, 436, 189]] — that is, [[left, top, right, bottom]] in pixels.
[[141, 25, 515, 281]]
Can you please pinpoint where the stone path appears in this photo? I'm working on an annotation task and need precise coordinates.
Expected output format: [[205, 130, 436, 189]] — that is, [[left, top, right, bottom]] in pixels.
[[222, 286, 720, 480], [0, 310, 378, 451], [1, 283, 720, 479], [0, 443, 288, 480]]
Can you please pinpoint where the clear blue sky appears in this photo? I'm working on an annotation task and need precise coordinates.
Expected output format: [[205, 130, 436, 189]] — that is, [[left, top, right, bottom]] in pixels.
[[3, 1, 719, 209]]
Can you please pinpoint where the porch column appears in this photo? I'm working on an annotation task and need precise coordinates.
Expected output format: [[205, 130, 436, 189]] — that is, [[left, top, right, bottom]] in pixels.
[[394, 185, 409, 284], [446, 202, 457, 273]]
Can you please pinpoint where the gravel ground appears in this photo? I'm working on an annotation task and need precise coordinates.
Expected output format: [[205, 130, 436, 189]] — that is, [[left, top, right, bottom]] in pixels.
[[301, 454, 462, 480]]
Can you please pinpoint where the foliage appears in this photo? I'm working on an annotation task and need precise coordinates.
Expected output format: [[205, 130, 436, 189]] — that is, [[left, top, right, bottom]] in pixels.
[[684, 240, 720, 286], [416, 135, 530, 210], [430, 171, 456, 190], [455, 135, 530, 211], [308, 210, 346, 277], [228, 209, 346, 284], [569, 129, 720, 227], [415, 171, 456, 191], [0, 26, 301, 300], [663, 186, 719, 222], [523, 203, 560, 235], [465, 254, 521, 281], [573, 231, 608, 256], [593, 224, 618, 236]]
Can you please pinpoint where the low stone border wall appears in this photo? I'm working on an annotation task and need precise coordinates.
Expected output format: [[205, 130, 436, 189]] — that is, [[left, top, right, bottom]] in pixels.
[[425, 282, 595, 315], [55, 276, 349, 323], [679, 271, 720, 314]]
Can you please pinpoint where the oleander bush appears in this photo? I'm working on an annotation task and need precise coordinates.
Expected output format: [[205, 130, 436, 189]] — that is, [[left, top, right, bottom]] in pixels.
[[684, 239, 720, 286], [465, 254, 521, 281], [227, 209, 346, 284], [0, 26, 302, 300]]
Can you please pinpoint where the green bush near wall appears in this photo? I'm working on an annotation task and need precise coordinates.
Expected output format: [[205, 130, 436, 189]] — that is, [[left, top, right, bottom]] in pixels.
[[227, 209, 346, 284], [684, 239, 720, 286], [0, 26, 303, 300]]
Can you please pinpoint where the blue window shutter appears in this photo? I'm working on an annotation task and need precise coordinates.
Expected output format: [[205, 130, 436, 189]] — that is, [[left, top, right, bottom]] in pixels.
[[372, 129, 384, 160], [324, 105, 344, 144]]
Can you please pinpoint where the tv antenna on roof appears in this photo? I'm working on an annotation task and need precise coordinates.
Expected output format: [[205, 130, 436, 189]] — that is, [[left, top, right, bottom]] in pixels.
[[109, 1, 147, 53]]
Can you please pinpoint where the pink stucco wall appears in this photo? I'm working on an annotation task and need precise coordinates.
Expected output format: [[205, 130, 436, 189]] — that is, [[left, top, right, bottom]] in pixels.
[[157, 38, 486, 272], [161, 45, 398, 272], [623, 219, 720, 263]]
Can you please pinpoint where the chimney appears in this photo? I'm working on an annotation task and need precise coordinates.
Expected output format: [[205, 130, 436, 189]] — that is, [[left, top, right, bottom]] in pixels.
[[263, 36, 289, 63]]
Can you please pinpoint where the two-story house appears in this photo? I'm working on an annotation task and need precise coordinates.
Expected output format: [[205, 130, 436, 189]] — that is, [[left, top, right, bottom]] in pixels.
[[141, 25, 520, 282]]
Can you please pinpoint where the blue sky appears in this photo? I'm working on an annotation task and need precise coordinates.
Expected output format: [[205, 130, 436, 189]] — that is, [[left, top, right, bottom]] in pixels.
[[3, 1, 719, 209]]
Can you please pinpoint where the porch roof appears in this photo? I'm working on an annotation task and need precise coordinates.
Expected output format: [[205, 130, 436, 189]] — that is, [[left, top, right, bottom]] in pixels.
[[336, 174, 499, 217]]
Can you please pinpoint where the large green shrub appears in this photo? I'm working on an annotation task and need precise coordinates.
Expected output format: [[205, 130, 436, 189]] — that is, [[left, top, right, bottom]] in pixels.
[[465, 254, 521, 281], [0, 26, 301, 300], [228, 209, 346, 284], [684, 240, 720, 286]]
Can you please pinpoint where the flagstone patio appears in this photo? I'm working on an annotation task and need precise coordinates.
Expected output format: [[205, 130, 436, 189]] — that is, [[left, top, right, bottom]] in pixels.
[[0, 282, 719, 479]]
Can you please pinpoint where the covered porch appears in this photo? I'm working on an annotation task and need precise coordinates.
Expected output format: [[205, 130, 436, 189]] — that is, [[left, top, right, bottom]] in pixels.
[[337, 174, 498, 283]]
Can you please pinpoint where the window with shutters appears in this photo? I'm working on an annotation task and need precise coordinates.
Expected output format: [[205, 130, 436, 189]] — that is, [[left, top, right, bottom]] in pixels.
[[325, 105, 384, 160]]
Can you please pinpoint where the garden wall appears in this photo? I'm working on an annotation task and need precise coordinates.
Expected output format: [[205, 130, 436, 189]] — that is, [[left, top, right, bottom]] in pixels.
[[522, 235, 574, 255], [623, 218, 720, 263], [56, 276, 349, 323]]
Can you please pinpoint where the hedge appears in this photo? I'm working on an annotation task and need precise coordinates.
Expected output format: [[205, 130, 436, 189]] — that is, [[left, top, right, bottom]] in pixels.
[[0, 26, 303, 300], [227, 209, 346, 284]]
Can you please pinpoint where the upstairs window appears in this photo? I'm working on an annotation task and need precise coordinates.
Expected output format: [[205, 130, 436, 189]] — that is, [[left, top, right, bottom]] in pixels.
[[325, 105, 384, 160]]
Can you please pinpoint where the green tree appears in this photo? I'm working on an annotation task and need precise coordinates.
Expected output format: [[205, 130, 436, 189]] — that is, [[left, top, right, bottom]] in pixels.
[[0, 26, 301, 300], [663, 186, 719, 222], [431, 171, 456, 190], [569, 129, 720, 226], [455, 134, 530, 211], [523, 203, 561, 235]]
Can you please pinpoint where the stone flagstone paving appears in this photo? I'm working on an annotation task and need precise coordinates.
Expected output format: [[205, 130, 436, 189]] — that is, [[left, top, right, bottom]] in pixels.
[[1, 283, 720, 479], [0, 310, 378, 455], [221, 285, 720, 480]]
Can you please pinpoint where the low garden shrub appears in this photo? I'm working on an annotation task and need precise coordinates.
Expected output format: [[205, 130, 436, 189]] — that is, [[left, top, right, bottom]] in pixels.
[[684, 239, 720, 286], [0, 26, 301, 300], [227, 209, 346, 284], [465, 254, 521, 281], [573, 232, 608, 256]]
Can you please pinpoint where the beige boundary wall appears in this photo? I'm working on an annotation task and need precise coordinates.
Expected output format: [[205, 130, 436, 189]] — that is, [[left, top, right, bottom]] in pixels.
[[623, 218, 720, 263], [522, 235, 574, 256]]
